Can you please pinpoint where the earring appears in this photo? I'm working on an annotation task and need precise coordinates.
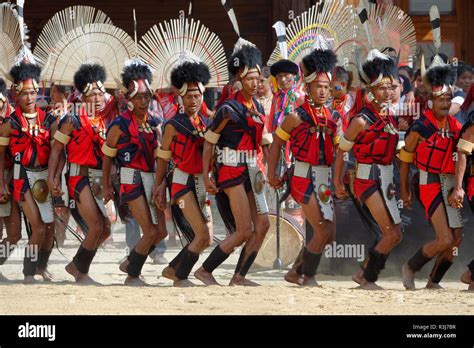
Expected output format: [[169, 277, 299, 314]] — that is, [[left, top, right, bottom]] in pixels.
[[127, 101, 134, 111], [233, 81, 242, 91], [367, 92, 375, 103], [427, 100, 433, 109]]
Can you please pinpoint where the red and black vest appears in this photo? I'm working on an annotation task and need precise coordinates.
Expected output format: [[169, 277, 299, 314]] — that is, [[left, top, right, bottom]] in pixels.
[[410, 109, 461, 174], [210, 92, 265, 152], [289, 101, 337, 166], [352, 105, 399, 165], [60, 106, 105, 169], [168, 112, 207, 174], [110, 109, 160, 172], [9, 106, 55, 168]]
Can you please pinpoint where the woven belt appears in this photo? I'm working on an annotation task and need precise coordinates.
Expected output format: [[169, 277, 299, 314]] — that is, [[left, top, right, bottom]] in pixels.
[[218, 147, 256, 167], [173, 167, 190, 185], [69, 163, 90, 177], [419, 169, 441, 185]]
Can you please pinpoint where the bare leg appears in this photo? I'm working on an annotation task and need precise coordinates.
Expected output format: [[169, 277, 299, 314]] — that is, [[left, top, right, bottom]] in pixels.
[[229, 189, 270, 287], [360, 191, 402, 290], [173, 192, 211, 287], [66, 186, 110, 283], [124, 195, 166, 285], [426, 227, 462, 289], [19, 191, 47, 284], [403, 203, 453, 290], [196, 184, 252, 285], [297, 194, 334, 287]]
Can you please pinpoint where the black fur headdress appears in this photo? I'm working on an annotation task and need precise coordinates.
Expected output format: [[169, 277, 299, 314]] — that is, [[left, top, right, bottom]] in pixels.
[[9, 62, 41, 84], [424, 63, 456, 88], [171, 61, 211, 90], [359, 49, 398, 86], [302, 49, 337, 77], [228, 38, 262, 77], [121, 60, 153, 88], [270, 59, 299, 77], [73, 64, 107, 93]]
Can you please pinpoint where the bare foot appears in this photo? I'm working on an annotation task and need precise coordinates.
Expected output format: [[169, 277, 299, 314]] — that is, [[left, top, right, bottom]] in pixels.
[[229, 274, 260, 286], [359, 279, 383, 290], [426, 280, 443, 289], [173, 279, 196, 287], [124, 276, 148, 286], [194, 267, 220, 286], [461, 270, 471, 285], [352, 269, 364, 285], [76, 273, 100, 285], [302, 276, 321, 287], [284, 269, 303, 286], [36, 269, 53, 282], [402, 263, 416, 290], [119, 259, 129, 274], [468, 282, 474, 292], [23, 275, 37, 284], [65, 261, 79, 278], [161, 266, 177, 281]]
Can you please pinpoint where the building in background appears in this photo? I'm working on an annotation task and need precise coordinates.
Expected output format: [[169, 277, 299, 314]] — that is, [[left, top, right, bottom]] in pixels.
[[23, 0, 474, 66]]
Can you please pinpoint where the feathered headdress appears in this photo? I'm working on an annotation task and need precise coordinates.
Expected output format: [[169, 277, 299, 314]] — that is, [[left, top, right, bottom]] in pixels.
[[139, 18, 228, 91], [301, 36, 338, 83], [422, 6, 455, 97], [228, 37, 262, 78], [269, 21, 298, 77], [7, 0, 41, 93], [34, 6, 134, 88], [355, 0, 416, 76], [170, 52, 211, 96], [359, 48, 398, 87], [0, 3, 23, 84], [219, 1, 262, 79], [267, 1, 357, 84]]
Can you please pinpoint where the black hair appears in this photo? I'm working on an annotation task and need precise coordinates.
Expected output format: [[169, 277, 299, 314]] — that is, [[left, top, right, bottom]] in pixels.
[[9, 62, 41, 84], [302, 49, 337, 76], [73, 64, 107, 92], [228, 43, 262, 77], [170, 61, 211, 90], [121, 61, 153, 89]]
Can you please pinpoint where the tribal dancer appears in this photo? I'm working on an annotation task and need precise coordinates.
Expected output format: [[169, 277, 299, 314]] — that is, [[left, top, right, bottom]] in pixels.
[[334, 49, 403, 290], [103, 60, 166, 286], [400, 56, 463, 290], [0, 57, 56, 283], [195, 38, 272, 286], [48, 64, 112, 283], [268, 40, 338, 286], [139, 17, 228, 285], [155, 56, 213, 287]]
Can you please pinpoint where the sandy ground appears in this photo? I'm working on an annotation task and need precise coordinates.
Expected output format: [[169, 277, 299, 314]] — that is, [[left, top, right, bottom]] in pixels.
[[0, 222, 473, 315]]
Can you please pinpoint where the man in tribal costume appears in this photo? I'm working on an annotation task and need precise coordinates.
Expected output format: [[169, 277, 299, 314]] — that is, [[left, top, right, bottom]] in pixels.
[[48, 64, 112, 283], [400, 56, 463, 290], [195, 38, 272, 286], [103, 60, 167, 286]]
